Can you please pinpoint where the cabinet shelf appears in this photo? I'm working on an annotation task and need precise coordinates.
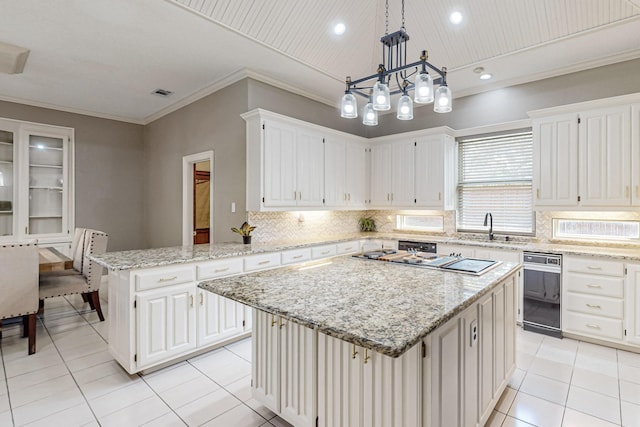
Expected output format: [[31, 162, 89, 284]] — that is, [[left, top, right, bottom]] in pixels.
[[29, 163, 62, 169], [29, 145, 63, 152], [0, 160, 13, 165], [0, 141, 13, 146], [29, 186, 63, 191], [0, 211, 13, 214], [29, 215, 63, 219]]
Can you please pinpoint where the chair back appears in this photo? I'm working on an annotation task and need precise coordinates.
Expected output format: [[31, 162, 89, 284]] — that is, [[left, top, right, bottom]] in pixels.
[[71, 228, 87, 271], [82, 229, 108, 291], [0, 243, 39, 320]]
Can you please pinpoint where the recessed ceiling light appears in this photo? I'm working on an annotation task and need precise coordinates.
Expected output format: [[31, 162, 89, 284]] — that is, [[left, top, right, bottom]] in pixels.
[[449, 11, 463, 25], [480, 73, 493, 80], [334, 22, 346, 35]]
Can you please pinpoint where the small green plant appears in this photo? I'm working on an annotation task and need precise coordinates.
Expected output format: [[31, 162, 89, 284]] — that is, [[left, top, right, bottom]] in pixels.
[[358, 216, 376, 232], [231, 221, 256, 236]]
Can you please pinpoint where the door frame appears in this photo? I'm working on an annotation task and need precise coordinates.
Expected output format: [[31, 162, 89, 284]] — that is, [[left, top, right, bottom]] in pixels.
[[182, 151, 214, 246]]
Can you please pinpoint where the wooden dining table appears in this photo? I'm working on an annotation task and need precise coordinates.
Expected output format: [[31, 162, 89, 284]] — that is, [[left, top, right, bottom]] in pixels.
[[38, 247, 73, 272]]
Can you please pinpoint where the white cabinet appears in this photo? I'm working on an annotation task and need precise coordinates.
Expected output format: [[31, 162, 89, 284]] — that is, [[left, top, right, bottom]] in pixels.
[[532, 114, 579, 208], [252, 310, 317, 427], [0, 118, 74, 245], [578, 106, 631, 206], [415, 134, 457, 209], [630, 104, 640, 206], [197, 290, 245, 347], [625, 264, 640, 346], [563, 255, 625, 343], [370, 140, 415, 208], [296, 127, 325, 207], [323, 137, 367, 209], [317, 333, 421, 427], [137, 283, 197, 368]]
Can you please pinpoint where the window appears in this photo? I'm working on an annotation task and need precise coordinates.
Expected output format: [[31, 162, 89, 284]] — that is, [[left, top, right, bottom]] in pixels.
[[554, 219, 640, 242], [457, 130, 534, 234], [396, 215, 444, 232]]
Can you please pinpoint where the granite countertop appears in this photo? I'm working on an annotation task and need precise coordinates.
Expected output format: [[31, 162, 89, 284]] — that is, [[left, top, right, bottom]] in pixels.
[[89, 232, 640, 271], [199, 256, 521, 358]]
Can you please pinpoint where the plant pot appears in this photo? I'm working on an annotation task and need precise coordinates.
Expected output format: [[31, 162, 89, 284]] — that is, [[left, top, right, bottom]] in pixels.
[[242, 235, 252, 244]]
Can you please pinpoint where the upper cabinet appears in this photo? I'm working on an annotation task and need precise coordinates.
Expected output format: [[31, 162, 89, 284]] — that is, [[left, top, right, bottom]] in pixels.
[[415, 134, 457, 210], [530, 95, 640, 210], [370, 141, 415, 208], [0, 118, 74, 245], [243, 109, 368, 212]]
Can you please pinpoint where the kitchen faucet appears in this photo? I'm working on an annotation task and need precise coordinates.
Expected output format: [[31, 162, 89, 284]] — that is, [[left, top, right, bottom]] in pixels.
[[483, 212, 494, 240]]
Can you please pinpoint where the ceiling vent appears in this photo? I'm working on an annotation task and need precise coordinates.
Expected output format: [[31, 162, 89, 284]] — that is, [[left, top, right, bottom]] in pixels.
[[151, 88, 173, 97], [0, 41, 30, 74]]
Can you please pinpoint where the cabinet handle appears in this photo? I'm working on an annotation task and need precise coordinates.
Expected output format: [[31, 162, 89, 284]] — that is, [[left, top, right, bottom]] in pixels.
[[348, 193, 351, 201], [387, 193, 390, 201], [344, 246, 353, 250], [258, 260, 270, 265], [438, 192, 441, 201], [391, 193, 394, 201], [625, 186, 630, 198], [200, 292, 204, 305], [586, 323, 601, 329], [320, 250, 330, 255], [636, 185, 639, 198], [344, 193, 347, 201], [214, 267, 229, 273], [586, 304, 601, 309], [271, 315, 277, 327], [157, 276, 177, 282], [351, 344, 358, 359], [298, 192, 302, 200], [294, 190, 297, 200], [190, 295, 194, 307], [363, 348, 370, 364], [586, 266, 602, 270], [292, 255, 303, 259], [279, 318, 286, 329], [536, 188, 540, 199], [587, 284, 602, 289]]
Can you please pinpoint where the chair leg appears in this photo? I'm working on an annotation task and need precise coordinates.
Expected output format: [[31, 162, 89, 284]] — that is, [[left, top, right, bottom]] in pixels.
[[27, 314, 36, 355], [38, 299, 44, 316], [0, 319, 3, 340], [85, 293, 96, 310], [22, 315, 28, 337], [81, 293, 90, 303], [89, 291, 105, 322]]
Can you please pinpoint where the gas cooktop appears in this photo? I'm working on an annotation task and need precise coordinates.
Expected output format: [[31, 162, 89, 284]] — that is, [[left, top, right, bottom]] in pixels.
[[354, 249, 500, 275]]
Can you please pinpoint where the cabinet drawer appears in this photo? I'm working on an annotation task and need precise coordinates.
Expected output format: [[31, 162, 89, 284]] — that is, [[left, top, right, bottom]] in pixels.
[[565, 292, 623, 319], [564, 272, 624, 298], [197, 258, 244, 280], [564, 311, 623, 341], [564, 256, 624, 277], [311, 244, 337, 259], [244, 253, 281, 272], [135, 266, 195, 291], [281, 248, 311, 265], [336, 241, 360, 255]]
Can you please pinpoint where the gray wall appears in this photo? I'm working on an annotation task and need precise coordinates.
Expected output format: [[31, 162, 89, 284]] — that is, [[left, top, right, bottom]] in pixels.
[[143, 80, 250, 248], [0, 101, 144, 251], [365, 58, 640, 137]]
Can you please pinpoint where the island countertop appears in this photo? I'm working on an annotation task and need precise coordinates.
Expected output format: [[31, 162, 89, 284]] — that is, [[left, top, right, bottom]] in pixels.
[[198, 256, 521, 358]]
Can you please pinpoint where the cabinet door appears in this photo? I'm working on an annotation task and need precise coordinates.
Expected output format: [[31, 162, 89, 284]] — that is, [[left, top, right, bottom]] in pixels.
[[626, 264, 640, 346], [532, 115, 578, 207], [478, 292, 494, 413], [370, 144, 392, 207], [430, 317, 461, 427], [137, 283, 196, 368], [323, 138, 347, 207], [296, 128, 324, 207], [415, 135, 449, 209], [579, 106, 631, 206], [263, 120, 297, 207], [252, 309, 280, 411], [0, 120, 19, 241], [197, 290, 245, 347], [20, 124, 74, 238], [630, 104, 640, 206], [346, 141, 368, 208], [391, 140, 415, 207]]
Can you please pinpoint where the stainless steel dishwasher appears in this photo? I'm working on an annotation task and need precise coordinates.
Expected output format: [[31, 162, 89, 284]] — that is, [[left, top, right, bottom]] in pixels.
[[523, 252, 562, 338]]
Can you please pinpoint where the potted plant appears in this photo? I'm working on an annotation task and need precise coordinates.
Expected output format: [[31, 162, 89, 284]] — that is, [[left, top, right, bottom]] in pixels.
[[358, 216, 377, 232], [231, 221, 256, 244]]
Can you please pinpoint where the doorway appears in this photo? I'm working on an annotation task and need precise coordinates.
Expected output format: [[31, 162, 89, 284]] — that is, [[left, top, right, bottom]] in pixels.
[[182, 151, 214, 246]]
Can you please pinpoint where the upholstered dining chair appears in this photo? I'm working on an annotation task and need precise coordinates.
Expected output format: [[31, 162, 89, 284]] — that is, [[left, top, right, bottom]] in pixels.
[[39, 229, 108, 321], [0, 242, 39, 354]]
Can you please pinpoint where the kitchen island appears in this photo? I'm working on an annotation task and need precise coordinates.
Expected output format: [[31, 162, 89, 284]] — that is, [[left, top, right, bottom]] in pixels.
[[199, 256, 521, 427]]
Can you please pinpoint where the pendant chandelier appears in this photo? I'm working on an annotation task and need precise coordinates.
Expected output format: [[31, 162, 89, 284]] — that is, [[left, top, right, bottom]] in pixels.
[[340, 0, 452, 126]]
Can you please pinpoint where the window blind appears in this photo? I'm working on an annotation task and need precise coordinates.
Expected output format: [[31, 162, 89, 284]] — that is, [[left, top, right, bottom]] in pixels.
[[457, 130, 534, 234]]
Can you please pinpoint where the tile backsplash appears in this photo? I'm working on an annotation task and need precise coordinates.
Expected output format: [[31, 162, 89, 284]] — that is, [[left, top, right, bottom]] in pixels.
[[248, 210, 640, 248]]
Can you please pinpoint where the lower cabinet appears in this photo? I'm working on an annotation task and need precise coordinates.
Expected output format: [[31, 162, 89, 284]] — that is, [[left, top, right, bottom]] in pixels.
[[626, 264, 640, 346], [252, 272, 518, 427], [252, 310, 317, 427], [197, 289, 246, 347]]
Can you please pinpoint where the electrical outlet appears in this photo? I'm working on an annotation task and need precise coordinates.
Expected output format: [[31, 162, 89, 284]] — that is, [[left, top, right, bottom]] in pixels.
[[470, 319, 478, 347]]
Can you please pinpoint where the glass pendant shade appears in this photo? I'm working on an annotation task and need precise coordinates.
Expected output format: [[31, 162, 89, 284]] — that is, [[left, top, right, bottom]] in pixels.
[[372, 81, 391, 111], [340, 92, 358, 118], [362, 102, 378, 126], [414, 71, 434, 104], [434, 84, 452, 113], [397, 94, 413, 120]]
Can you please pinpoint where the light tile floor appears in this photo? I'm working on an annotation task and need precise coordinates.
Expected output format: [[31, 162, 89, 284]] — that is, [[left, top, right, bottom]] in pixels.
[[1, 294, 639, 426]]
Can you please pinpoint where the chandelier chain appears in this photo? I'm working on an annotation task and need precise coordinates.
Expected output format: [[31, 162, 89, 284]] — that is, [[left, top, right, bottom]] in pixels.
[[385, 0, 389, 35], [401, 0, 405, 30]]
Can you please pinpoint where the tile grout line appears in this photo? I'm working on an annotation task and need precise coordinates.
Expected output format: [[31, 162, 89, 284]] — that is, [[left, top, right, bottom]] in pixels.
[[138, 374, 188, 426]]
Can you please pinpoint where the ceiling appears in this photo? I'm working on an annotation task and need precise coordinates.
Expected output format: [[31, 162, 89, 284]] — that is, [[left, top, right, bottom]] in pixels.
[[0, 0, 639, 124]]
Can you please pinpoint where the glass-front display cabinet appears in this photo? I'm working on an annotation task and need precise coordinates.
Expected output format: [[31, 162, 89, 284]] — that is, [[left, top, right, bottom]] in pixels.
[[0, 118, 74, 249]]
